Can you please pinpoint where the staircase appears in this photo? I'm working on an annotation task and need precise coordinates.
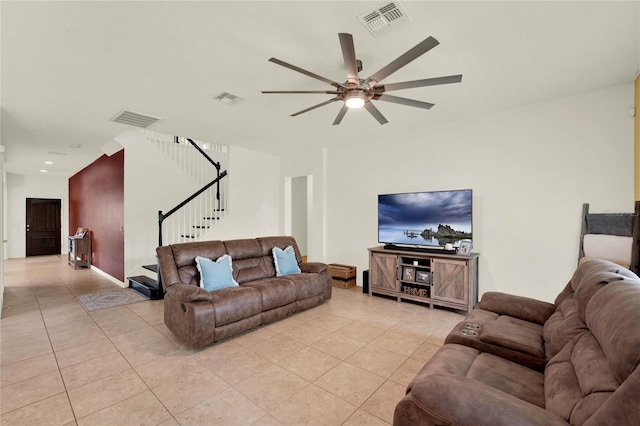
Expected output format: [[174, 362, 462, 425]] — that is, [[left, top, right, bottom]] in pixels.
[[127, 132, 229, 299], [128, 265, 161, 300]]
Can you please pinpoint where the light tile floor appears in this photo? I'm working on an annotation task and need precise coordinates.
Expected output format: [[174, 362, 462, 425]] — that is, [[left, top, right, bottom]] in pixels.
[[0, 257, 464, 425]]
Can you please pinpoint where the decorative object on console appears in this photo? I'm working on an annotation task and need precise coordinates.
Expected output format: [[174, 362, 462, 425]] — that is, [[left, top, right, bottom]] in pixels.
[[415, 270, 431, 283], [195, 255, 239, 291], [273, 245, 302, 276], [402, 267, 415, 281], [74, 227, 88, 238], [262, 33, 462, 125], [458, 239, 472, 255]]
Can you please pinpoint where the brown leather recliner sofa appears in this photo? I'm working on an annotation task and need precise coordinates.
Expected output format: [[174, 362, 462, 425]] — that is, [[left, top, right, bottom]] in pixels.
[[156, 236, 332, 349], [394, 259, 640, 426]]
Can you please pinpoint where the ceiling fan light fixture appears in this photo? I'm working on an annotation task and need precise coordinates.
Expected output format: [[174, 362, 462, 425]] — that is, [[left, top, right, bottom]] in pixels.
[[345, 92, 366, 109]]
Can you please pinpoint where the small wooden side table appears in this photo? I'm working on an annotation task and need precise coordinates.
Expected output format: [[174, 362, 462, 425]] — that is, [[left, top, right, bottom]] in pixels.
[[68, 236, 92, 269]]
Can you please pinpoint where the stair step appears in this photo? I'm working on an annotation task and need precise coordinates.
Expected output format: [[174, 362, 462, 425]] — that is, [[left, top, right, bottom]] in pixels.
[[203, 217, 221, 220], [142, 264, 157, 273], [181, 235, 196, 239], [128, 275, 163, 300], [192, 225, 210, 229]]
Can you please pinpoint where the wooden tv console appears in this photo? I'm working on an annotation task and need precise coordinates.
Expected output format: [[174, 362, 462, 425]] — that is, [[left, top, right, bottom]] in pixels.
[[368, 246, 479, 313]]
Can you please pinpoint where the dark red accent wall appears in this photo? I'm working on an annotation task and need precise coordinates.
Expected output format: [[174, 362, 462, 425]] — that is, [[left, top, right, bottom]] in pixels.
[[69, 150, 124, 281]]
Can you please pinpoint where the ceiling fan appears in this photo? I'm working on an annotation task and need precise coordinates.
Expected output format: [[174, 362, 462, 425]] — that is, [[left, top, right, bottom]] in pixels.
[[262, 33, 462, 125]]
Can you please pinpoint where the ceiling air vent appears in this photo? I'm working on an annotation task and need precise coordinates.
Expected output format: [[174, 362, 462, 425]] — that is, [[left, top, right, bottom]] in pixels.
[[358, 2, 410, 36], [215, 91, 244, 105], [111, 109, 162, 128]]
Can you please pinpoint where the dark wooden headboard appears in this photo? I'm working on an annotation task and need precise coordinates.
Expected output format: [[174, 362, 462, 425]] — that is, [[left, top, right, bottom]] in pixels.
[[579, 201, 640, 275]]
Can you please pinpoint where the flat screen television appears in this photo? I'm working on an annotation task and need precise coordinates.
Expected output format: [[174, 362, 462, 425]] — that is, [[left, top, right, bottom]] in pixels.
[[378, 189, 472, 250]]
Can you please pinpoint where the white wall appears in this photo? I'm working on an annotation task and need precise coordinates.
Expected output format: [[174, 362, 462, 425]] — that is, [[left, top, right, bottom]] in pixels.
[[290, 176, 308, 256], [316, 84, 633, 303], [6, 173, 69, 259], [119, 130, 202, 279], [3, 85, 633, 304], [204, 145, 281, 241], [280, 146, 326, 262], [122, 131, 282, 279], [2, 129, 282, 284]]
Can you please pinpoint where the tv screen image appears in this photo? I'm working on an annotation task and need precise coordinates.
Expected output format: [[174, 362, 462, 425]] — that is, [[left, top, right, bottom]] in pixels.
[[378, 189, 472, 248]]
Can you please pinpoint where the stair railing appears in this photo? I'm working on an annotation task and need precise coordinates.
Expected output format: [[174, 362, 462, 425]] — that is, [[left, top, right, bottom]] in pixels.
[[145, 131, 226, 186], [157, 138, 228, 247]]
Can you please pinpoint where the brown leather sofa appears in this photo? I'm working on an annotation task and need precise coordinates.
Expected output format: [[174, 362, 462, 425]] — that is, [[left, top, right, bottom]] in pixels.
[[394, 259, 640, 425], [156, 236, 332, 348]]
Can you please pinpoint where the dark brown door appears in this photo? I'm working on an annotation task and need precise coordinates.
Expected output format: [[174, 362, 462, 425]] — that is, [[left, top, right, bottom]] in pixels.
[[26, 198, 61, 256]]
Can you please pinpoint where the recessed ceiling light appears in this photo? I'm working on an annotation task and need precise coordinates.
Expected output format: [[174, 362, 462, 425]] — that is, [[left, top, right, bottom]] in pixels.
[[40, 169, 48, 173], [48, 151, 67, 156], [70, 144, 82, 149], [44, 161, 53, 165]]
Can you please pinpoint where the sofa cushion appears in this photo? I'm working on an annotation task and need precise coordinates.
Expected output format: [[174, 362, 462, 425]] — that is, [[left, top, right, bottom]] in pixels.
[[171, 240, 227, 268], [408, 344, 545, 409], [195, 255, 239, 291], [475, 292, 555, 326], [282, 272, 327, 300], [574, 270, 628, 322], [258, 236, 302, 262], [585, 280, 640, 384], [479, 321, 544, 358], [165, 241, 226, 287], [224, 239, 274, 283], [209, 286, 262, 327], [241, 277, 297, 310], [445, 305, 547, 371], [545, 332, 618, 424], [542, 294, 587, 359], [273, 246, 301, 276], [544, 280, 640, 424]]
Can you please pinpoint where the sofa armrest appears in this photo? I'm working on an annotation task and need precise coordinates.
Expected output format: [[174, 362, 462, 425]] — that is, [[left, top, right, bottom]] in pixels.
[[165, 284, 212, 303], [397, 374, 567, 426], [299, 262, 328, 274], [476, 292, 556, 325]]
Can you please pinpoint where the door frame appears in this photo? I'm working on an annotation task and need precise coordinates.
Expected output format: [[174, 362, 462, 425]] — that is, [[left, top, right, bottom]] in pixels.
[[25, 197, 62, 257], [284, 175, 313, 260]]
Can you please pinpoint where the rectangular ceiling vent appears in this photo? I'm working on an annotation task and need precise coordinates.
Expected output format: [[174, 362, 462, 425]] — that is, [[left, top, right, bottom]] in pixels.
[[358, 2, 410, 36], [111, 109, 162, 128], [215, 91, 244, 105]]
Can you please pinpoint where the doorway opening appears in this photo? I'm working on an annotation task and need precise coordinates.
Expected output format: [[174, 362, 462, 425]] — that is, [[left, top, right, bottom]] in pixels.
[[285, 176, 311, 262]]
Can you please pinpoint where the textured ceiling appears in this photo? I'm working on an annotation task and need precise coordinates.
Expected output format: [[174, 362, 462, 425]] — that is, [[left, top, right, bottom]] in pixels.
[[2, 1, 639, 176]]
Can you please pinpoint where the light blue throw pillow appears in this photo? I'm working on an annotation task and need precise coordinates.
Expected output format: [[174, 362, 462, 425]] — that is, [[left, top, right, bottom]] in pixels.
[[273, 245, 301, 276], [195, 254, 239, 291]]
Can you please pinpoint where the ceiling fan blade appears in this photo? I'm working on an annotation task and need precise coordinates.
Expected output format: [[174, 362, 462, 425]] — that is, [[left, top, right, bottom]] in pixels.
[[338, 33, 359, 85], [268, 58, 343, 88], [374, 94, 434, 110], [262, 90, 339, 94], [290, 97, 341, 117], [365, 36, 440, 87], [333, 104, 349, 125], [379, 74, 463, 92], [364, 101, 388, 125]]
